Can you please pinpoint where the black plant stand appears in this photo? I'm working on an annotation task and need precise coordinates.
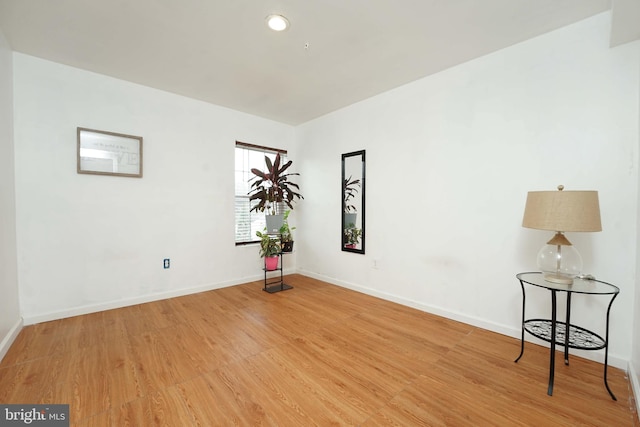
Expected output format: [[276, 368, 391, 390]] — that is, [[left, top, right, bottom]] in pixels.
[[263, 252, 292, 293]]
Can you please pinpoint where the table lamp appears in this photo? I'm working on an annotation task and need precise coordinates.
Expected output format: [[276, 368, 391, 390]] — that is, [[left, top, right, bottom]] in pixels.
[[522, 185, 601, 284]]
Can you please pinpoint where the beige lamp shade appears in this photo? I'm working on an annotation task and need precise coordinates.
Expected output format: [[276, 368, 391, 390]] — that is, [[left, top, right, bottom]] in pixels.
[[522, 186, 602, 233]]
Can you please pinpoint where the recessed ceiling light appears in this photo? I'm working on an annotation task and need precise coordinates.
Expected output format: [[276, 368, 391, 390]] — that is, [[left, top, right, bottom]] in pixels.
[[266, 14, 290, 32]]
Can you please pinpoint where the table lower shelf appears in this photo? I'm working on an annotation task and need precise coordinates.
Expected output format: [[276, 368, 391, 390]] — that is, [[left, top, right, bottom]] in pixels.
[[524, 319, 605, 350]]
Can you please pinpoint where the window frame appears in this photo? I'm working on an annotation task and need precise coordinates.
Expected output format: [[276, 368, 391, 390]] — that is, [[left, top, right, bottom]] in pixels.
[[234, 141, 287, 245]]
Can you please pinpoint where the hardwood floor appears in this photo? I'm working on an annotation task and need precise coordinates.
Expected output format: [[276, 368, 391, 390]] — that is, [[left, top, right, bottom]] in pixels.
[[1, 274, 638, 426]]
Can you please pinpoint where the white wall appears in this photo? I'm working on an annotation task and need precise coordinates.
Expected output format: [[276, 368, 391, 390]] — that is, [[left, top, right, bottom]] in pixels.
[[0, 26, 22, 359], [296, 12, 640, 368], [13, 54, 296, 323], [633, 38, 640, 412]]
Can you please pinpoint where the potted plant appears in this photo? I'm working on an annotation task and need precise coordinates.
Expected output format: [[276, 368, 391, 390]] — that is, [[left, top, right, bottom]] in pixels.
[[279, 210, 296, 253], [343, 175, 361, 226], [256, 230, 281, 270], [343, 225, 362, 249], [249, 153, 303, 233]]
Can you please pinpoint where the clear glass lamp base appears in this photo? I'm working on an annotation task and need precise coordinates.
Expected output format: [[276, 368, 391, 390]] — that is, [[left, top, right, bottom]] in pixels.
[[537, 233, 583, 285]]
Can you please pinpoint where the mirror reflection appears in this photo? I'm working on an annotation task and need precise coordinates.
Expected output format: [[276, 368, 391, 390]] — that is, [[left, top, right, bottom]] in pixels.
[[342, 150, 365, 254]]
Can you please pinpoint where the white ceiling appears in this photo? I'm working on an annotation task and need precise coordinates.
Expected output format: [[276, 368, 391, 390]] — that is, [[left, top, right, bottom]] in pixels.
[[0, 0, 633, 125]]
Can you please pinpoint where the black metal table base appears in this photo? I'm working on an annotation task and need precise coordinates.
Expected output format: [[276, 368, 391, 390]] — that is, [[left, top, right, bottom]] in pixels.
[[514, 273, 619, 401]]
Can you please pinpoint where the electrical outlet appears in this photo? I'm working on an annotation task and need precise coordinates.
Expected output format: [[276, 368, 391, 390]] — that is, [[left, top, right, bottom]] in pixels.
[[163, 258, 170, 269]]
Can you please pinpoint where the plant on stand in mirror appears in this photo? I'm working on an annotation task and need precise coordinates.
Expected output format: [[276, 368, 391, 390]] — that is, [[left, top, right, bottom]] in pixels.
[[344, 224, 362, 249], [248, 153, 303, 233], [279, 210, 296, 253], [256, 230, 281, 271]]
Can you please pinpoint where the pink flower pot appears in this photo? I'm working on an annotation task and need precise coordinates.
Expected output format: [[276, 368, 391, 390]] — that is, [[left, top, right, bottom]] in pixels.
[[265, 256, 279, 271]]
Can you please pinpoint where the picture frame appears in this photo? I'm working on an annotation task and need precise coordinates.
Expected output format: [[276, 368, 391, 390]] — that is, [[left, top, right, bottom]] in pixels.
[[77, 127, 143, 178]]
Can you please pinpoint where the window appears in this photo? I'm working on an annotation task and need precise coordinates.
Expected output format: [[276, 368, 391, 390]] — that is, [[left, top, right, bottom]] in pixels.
[[234, 141, 287, 244]]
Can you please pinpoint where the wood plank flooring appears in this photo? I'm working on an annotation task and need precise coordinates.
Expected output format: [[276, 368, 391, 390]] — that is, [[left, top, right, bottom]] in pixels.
[[0, 274, 638, 426]]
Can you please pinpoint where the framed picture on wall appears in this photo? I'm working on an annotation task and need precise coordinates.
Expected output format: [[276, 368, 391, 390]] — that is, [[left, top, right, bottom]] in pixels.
[[77, 127, 143, 178]]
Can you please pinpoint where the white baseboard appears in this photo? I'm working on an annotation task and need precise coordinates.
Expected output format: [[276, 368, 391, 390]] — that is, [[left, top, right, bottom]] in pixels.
[[298, 268, 629, 370], [22, 273, 271, 325], [19, 267, 632, 372], [23, 268, 301, 325], [628, 362, 640, 419], [0, 317, 23, 363]]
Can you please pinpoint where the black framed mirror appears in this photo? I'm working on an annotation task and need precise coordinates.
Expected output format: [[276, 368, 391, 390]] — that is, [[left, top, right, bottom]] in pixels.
[[342, 150, 365, 254]]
